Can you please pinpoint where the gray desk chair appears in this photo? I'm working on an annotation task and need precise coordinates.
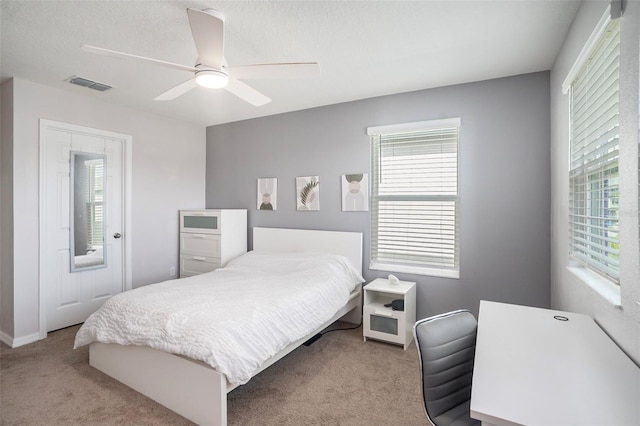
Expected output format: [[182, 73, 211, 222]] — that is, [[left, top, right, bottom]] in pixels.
[[413, 310, 480, 426]]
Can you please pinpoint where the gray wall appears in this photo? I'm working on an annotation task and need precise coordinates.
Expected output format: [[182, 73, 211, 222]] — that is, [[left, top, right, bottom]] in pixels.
[[550, 1, 640, 365], [206, 72, 551, 319]]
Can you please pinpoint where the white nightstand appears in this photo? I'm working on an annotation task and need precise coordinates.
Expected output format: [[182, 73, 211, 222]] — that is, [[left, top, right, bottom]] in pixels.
[[363, 278, 416, 350]]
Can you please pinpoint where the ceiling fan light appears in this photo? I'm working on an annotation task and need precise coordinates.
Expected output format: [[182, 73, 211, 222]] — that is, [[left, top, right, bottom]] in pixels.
[[195, 69, 229, 89]]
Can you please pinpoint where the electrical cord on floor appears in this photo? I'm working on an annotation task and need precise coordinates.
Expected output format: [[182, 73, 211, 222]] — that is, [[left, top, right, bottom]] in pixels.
[[303, 320, 363, 346], [320, 321, 362, 336]]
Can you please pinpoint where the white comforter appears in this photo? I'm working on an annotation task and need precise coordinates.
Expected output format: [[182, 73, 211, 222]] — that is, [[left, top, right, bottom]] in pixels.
[[74, 251, 364, 385]]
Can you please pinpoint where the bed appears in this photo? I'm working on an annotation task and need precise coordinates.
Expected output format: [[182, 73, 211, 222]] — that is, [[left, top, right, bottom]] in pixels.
[[74, 247, 104, 268], [76, 227, 364, 425]]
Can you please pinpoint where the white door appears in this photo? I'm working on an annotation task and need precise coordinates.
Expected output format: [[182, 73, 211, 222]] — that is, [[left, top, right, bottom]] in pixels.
[[42, 123, 126, 332]]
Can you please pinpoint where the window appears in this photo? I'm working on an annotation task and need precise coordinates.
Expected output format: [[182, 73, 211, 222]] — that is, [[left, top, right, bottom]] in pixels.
[[85, 159, 104, 248], [368, 118, 460, 278], [568, 18, 620, 282]]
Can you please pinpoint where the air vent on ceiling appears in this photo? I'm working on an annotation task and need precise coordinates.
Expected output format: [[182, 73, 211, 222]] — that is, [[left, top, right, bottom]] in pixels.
[[67, 76, 113, 92]]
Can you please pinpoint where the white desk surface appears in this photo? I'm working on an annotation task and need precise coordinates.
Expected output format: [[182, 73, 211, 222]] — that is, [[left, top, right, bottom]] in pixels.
[[471, 300, 640, 426]]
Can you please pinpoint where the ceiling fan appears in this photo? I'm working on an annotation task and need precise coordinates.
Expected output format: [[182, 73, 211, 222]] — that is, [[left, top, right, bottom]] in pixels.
[[82, 8, 320, 106]]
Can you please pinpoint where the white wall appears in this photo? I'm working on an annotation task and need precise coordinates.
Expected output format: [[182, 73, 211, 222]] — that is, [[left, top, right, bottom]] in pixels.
[[0, 79, 15, 340], [1, 78, 205, 344], [550, 1, 640, 364]]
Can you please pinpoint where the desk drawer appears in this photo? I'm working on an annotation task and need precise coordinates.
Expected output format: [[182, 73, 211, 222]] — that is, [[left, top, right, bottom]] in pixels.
[[179, 254, 220, 277], [363, 305, 406, 345], [180, 233, 221, 257]]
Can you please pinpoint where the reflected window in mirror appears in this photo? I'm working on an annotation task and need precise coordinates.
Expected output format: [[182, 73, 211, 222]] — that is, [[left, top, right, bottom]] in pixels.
[[70, 151, 107, 272]]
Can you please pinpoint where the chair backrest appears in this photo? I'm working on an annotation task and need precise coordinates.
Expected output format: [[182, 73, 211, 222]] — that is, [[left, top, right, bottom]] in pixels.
[[413, 310, 478, 426]]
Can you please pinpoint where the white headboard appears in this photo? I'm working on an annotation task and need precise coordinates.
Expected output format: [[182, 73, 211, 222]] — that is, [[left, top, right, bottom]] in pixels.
[[252, 227, 363, 275]]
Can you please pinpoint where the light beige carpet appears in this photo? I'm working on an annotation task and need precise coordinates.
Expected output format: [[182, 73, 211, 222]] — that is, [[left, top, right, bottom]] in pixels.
[[1, 323, 426, 425]]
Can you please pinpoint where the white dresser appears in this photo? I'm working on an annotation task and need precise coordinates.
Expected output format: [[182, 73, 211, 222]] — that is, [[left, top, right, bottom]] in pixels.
[[179, 209, 247, 278]]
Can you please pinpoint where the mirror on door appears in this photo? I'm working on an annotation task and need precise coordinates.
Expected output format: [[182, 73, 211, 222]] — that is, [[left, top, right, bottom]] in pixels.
[[70, 151, 107, 272]]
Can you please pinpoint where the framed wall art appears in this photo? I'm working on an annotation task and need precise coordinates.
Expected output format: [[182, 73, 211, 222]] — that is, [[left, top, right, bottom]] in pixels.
[[296, 176, 320, 211], [257, 178, 277, 210], [342, 173, 368, 211]]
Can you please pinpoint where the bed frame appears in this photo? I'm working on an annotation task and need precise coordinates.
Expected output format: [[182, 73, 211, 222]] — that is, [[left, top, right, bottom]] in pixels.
[[89, 227, 363, 425]]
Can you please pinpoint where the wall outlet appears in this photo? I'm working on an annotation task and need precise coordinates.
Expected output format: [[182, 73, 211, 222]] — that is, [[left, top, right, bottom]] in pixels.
[[169, 267, 176, 277]]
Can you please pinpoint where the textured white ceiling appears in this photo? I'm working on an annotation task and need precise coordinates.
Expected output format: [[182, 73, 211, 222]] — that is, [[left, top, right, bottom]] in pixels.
[[1, 1, 580, 127]]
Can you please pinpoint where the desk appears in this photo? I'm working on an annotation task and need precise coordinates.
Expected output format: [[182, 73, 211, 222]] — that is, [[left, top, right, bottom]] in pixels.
[[470, 300, 640, 426]]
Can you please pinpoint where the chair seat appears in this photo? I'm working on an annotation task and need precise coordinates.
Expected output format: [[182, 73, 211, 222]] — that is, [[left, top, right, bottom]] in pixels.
[[432, 400, 480, 426], [413, 310, 479, 426]]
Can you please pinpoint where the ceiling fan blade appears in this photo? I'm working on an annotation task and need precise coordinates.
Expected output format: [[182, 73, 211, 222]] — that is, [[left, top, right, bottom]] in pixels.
[[227, 62, 321, 80], [82, 45, 197, 73], [154, 78, 198, 101], [225, 79, 271, 106], [187, 8, 225, 70]]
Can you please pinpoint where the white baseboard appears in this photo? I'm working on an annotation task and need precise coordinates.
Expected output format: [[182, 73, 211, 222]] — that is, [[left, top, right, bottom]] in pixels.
[[0, 330, 41, 348], [0, 330, 12, 347]]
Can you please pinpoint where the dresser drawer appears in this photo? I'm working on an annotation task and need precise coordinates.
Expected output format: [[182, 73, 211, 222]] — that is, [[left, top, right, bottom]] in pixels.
[[180, 210, 221, 235], [180, 233, 221, 257], [179, 254, 221, 277]]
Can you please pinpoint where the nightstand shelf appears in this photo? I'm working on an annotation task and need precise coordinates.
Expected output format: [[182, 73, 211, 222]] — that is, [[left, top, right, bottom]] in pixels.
[[363, 278, 416, 350]]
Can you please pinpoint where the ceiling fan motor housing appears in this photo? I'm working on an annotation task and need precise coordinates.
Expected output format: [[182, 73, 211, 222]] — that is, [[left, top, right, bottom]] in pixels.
[[195, 68, 229, 89]]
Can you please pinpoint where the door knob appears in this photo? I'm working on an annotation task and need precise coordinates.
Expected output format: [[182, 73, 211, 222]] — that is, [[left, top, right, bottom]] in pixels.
[[113, 232, 122, 239]]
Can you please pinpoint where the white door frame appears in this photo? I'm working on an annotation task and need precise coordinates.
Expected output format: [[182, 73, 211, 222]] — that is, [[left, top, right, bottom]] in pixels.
[[38, 119, 133, 339]]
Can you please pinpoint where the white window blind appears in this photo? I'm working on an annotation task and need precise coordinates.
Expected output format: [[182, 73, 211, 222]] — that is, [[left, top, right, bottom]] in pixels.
[[569, 18, 620, 282], [369, 118, 460, 278], [85, 159, 104, 248]]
